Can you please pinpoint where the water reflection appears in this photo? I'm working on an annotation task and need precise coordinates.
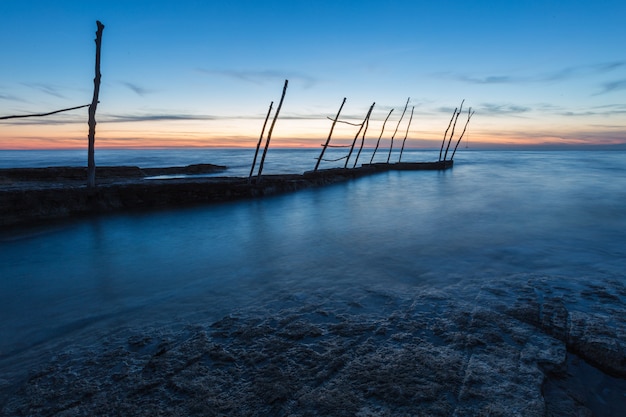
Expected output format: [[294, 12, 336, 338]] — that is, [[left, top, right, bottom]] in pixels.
[[1, 151, 625, 359]]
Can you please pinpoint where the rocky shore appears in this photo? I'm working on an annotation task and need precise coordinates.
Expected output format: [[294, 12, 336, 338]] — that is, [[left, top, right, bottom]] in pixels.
[[0, 273, 624, 416]]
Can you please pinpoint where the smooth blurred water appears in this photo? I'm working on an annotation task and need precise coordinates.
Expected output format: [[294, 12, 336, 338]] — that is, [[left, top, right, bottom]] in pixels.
[[1, 150, 625, 365]]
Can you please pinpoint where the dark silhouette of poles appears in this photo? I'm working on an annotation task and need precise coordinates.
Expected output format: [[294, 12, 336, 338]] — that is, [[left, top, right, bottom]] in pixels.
[[87, 20, 104, 189], [387, 97, 409, 163], [443, 100, 464, 161], [370, 108, 393, 164], [257, 79, 288, 181], [353, 103, 375, 168], [315, 97, 346, 171], [439, 106, 457, 161], [450, 107, 475, 160], [398, 106, 414, 162], [249, 101, 273, 182], [345, 102, 375, 168]]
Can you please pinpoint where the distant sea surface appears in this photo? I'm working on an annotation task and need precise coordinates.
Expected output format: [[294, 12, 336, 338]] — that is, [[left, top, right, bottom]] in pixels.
[[1, 148, 625, 372]]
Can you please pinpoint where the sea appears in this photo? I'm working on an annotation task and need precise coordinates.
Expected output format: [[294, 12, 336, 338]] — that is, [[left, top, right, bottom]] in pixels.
[[1, 148, 625, 391]]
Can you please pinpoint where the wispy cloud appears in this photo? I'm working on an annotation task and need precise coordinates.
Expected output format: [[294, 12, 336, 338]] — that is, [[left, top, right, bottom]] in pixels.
[[446, 61, 626, 85], [23, 82, 67, 99], [595, 79, 626, 95], [121, 82, 155, 96], [477, 103, 531, 115], [199, 68, 318, 88], [0, 92, 26, 102], [104, 113, 217, 123]]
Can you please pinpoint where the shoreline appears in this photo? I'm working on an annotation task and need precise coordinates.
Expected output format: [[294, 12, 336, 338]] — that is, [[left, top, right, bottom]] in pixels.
[[0, 161, 452, 228], [1, 273, 624, 416]]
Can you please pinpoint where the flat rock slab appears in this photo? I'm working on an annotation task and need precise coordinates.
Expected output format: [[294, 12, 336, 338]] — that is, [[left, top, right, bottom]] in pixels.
[[1, 273, 624, 416]]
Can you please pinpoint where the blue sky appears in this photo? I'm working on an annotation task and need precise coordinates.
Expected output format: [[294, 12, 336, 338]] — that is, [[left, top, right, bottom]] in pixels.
[[0, 0, 625, 149]]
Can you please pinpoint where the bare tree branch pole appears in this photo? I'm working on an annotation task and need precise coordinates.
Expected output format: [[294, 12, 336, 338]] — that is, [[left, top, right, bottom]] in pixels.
[[398, 106, 415, 162], [370, 108, 393, 164], [87, 20, 105, 189], [0, 104, 91, 120], [353, 102, 375, 168], [443, 99, 464, 161], [249, 101, 273, 182], [345, 102, 375, 168], [450, 108, 475, 160], [257, 79, 288, 181], [387, 97, 410, 163], [439, 107, 457, 161], [315, 97, 346, 171]]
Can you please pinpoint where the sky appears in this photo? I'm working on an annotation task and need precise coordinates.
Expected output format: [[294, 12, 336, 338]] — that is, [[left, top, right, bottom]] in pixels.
[[0, 0, 625, 150]]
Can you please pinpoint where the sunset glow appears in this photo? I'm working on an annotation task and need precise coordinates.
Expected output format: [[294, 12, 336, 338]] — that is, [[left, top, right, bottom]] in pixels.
[[1, 1, 625, 151]]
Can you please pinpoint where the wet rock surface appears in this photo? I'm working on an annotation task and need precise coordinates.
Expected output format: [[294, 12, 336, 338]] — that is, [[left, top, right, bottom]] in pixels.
[[1, 274, 624, 416]]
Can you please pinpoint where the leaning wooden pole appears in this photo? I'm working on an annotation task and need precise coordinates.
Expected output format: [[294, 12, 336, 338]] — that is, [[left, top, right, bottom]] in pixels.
[[450, 108, 475, 160], [249, 101, 273, 182], [315, 97, 346, 171], [398, 106, 415, 162], [387, 97, 410, 163], [257, 79, 288, 181], [87, 20, 104, 189], [353, 102, 375, 168], [443, 100, 464, 161], [0, 104, 90, 120], [345, 102, 374, 168], [370, 108, 393, 164], [439, 107, 457, 162]]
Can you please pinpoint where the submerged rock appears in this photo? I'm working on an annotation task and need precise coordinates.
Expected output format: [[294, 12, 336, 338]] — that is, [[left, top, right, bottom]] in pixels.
[[1, 274, 624, 416]]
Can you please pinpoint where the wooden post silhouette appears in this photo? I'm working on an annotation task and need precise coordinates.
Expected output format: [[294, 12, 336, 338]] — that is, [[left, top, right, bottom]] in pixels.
[[450, 108, 474, 160], [353, 102, 375, 168], [315, 97, 346, 171], [370, 108, 393, 164], [249, 101, 273, 182], [345, 102, 374, 168], [398, 106, 414, 162], [87, 21, 104, 189], [443, 100, 464, 161], [257, 80, 288, 181], [439, 107, 457, 161], [387, 97, 409, 163]]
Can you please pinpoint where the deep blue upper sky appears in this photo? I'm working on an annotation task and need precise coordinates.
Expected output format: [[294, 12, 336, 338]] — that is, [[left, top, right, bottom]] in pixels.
[[1, 0, 625, 148]]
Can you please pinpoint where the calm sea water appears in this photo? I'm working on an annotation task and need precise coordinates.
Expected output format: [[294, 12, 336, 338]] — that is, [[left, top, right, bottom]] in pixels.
[[1, 149, 625, 368]]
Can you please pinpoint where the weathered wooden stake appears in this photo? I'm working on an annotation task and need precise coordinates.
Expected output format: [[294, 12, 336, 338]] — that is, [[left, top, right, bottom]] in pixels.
[[443, 100, 464, 161], [353, 102, 375, 168], [257, 79, 288, 181], [315, 97, 346, 171], [439, 106, 457, 161], [345, 102, 374, 168], [370, 108, 393, 164], [450, 108, 474, 160], [249, 101, 273, 182], [387, 97, 410, 163], [87, 20, 104, 189], [398, 106, 415, 162]]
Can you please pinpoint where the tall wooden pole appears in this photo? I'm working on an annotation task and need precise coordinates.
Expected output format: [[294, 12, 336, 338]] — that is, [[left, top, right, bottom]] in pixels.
[[345, 102, 374, 168], [370, 108, 393, 164], [249, 101, 273, 182], [387, 97, 409, 163], [353, 102, 375, 168], [450, 108, 474, 160], [398, 106, 414, 162], [315, 97, 346, 171], [257, 79, 288, 181], [439, 107, 457, 162], [443, 100, 464, 161], [87, 21, 104, 189]]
